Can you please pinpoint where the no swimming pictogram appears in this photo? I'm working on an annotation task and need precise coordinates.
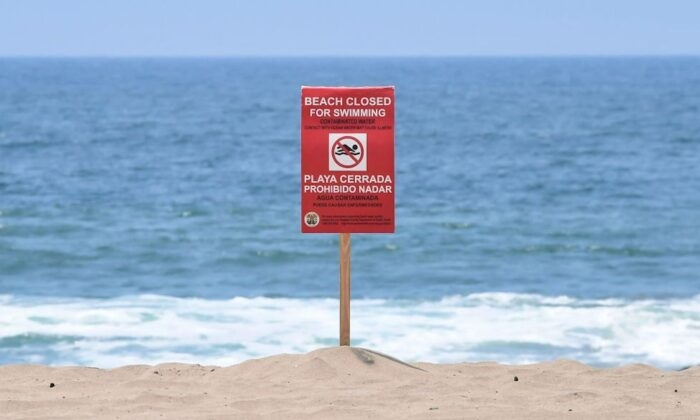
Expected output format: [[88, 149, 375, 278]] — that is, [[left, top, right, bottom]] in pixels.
[[332, 136, 363, 168], [329, 133, 367, 171]]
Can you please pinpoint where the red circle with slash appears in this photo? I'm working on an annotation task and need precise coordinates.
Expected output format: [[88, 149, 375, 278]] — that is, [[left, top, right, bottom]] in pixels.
[[331, 136, 365, 169]]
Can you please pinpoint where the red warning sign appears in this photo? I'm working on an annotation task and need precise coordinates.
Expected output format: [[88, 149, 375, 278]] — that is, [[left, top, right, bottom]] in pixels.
[[301, 86, 395, 233]]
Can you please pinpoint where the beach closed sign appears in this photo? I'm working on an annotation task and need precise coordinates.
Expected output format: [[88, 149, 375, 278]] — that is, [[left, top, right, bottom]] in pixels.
[[301, 86, 395, 233]]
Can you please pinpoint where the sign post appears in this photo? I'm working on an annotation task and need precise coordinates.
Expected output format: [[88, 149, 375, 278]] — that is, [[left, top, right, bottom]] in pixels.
[[339, 232, 351, 346], [301, 86, 395, 346]]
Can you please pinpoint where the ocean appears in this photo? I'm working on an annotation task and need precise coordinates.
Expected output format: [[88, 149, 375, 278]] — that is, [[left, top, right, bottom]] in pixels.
[[1, 57, 699, 369]]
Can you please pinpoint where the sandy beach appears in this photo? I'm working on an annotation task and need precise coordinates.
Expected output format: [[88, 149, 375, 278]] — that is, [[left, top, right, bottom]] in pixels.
[[1, 347, 698, 419]]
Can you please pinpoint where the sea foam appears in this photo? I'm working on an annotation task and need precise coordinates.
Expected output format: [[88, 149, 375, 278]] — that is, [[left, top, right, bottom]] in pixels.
[[1, 293, 699, 369]]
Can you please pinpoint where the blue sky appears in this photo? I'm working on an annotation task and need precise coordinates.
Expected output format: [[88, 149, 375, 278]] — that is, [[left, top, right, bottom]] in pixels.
[[1, 0, 699, 56]]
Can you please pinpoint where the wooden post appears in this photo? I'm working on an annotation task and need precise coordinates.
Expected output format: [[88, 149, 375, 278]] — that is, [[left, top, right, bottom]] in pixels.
[[339, 233, 351, 346]]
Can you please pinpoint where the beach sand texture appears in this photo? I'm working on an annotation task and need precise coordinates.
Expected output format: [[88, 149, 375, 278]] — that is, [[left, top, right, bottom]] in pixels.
[[1, 347, 699, 419]]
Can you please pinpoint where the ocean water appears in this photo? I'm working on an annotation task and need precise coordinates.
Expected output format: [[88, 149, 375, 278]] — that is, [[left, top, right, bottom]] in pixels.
[[1, 57, 699, 369]]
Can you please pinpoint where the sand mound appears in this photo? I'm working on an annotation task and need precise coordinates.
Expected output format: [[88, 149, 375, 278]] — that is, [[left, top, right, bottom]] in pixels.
[[230, 346, 424, 382], [1, 347, 699, 419]]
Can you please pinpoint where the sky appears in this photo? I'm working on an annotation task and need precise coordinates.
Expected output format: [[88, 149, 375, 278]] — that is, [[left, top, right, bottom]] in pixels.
[[0, 0, 699, 56]]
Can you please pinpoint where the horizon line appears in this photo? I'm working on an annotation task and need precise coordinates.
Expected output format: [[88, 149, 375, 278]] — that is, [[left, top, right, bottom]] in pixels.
[[1, 53, 699, 59]]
